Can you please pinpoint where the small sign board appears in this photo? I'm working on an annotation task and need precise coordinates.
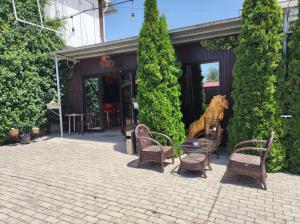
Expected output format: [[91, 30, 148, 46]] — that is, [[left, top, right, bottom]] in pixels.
[[99, 55, 114, 68], [133, 102, 139, 110], [46, 102, 61, 109]]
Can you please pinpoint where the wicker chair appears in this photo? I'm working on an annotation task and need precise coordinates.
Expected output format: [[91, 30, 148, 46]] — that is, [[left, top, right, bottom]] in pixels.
[[135, 124, 174, 172], [199, 118, 223, 159], [187, 118, 222, 170], [227, 132, 274, 190]]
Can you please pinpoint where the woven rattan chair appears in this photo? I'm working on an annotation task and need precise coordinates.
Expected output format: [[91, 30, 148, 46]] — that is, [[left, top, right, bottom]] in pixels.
[[135, 124, 174, 172], [187, 118, 222, 170], [227, 132, 274, 190]]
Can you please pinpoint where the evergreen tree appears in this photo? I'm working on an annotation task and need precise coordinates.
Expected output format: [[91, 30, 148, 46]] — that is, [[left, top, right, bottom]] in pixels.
[[156, 16, 185, 147], [286, 0, 300, 173], [227, 0, 286, 171], [0, 0, 64, 140], [136, 0, 185, 149]]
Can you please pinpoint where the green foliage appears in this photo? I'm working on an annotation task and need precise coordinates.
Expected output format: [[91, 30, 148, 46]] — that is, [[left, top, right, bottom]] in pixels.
[[201, 35, 239, 51], [137, 0, 185, 151], [227, 0, 286, 172], [85, 78, 99, 112], [0, 0, 64, 137], [157, 16, 186, 149], [286, 0, 300, 173], [205, 67, 219, 82], [199, 66, 206, 112]]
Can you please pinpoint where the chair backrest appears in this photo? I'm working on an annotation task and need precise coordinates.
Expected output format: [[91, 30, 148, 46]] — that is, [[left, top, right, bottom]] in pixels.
[[103, 103, 113, 112], [262, 132, 275, 163], [135, 124, 152, 150]]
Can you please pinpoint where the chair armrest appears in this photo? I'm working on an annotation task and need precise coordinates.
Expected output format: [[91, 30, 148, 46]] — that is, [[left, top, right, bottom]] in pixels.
[[149, 132, 173, 146], [230, 147, 267, 159], [137, 136, 164, 153], [234, 140, 267, 150]]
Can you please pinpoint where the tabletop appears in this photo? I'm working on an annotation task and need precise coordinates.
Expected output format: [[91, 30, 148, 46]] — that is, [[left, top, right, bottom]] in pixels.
[[64, 113, 85, 117]]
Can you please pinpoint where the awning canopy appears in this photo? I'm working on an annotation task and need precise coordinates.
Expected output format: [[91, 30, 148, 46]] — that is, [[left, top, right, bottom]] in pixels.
[[51, 17, 241, 61]]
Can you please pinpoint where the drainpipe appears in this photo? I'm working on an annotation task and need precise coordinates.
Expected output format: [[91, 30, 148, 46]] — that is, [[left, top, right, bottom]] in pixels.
[[55, 55, 64, 137]]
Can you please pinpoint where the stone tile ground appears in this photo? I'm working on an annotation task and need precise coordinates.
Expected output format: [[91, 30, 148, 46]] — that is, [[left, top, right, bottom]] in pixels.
[[0, 132, 299, 224]]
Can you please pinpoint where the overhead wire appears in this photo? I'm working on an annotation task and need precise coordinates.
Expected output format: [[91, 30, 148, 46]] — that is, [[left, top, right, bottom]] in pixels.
[[59, 0, 134, 21]]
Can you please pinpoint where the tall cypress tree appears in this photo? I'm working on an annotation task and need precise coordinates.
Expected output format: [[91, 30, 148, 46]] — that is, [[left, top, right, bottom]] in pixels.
[[227, 0, 286, 172], [137, 0, 185, 148], [136, 0, 163, 132], [286, 0, 300, 173], [156, 16, 185, 147]]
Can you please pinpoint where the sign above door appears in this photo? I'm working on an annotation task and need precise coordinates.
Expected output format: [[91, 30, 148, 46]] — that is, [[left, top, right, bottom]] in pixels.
[[99, 55, 114, 68]]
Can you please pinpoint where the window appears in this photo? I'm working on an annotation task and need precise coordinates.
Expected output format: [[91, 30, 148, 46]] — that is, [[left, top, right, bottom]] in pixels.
[[200, 62, 220, 88]]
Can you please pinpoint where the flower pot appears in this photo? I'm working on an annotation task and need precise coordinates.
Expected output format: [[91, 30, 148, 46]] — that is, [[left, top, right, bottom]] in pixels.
[[9, 129, 19, 138], [22, 132, 31, 144], [32, 127, 40, 135]]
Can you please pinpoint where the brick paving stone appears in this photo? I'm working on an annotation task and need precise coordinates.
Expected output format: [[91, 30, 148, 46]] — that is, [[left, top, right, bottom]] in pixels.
[[0, 134, 299, 224], [0, 214, 9, 221]]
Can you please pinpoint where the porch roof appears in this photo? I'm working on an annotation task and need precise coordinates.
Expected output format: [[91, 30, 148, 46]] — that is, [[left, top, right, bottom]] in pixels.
[[51, 17, 241, 61]]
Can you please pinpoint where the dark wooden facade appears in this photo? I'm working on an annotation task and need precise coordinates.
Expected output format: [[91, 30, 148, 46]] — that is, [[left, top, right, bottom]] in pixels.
[[67, 42, 235, 142]]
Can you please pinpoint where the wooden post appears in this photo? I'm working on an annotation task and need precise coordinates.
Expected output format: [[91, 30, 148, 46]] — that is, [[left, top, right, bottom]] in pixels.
[[98, 0, 105, 42]]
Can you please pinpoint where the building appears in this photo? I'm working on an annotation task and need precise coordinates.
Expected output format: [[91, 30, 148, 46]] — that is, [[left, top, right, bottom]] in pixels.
[[45, 0, 117, 47], [51, 0, 298, 141]]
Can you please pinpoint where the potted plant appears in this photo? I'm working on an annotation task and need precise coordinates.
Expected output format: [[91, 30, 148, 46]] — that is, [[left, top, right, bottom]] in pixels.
[[31, 127, 40, 135], [9, 128, 19, 138]]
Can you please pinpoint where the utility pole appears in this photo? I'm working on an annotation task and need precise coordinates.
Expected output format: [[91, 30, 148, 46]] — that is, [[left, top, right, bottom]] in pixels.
[[98, 0, 105, 42]]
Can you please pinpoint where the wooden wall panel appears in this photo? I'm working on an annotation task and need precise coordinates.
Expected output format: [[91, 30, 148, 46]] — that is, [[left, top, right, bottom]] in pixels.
[[67, 42, 235, 144]]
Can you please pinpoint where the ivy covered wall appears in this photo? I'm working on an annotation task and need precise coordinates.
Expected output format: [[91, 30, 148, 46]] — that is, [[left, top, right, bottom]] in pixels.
[[0, 0, 64, 140]]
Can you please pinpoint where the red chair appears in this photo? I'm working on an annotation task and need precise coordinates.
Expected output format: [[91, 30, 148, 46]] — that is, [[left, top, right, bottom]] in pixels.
[[103, 103, 113, 128]]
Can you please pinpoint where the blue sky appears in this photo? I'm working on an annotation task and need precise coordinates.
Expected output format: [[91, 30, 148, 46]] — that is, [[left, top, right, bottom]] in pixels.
[[105, 0, 243, 41]]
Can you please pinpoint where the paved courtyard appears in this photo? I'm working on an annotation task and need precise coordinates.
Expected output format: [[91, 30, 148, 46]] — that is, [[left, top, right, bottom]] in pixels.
[[0, 132, 299, 224]]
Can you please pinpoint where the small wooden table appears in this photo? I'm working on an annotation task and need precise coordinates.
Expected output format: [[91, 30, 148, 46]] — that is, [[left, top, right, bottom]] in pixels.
[[65, 113, 85, 134], [177, 142, 212, 178]]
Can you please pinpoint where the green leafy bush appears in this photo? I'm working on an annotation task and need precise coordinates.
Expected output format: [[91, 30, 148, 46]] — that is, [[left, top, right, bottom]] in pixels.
[[286, 0, 300, 173], [137, 0, 185, 151], [0, 0, 63, 138], [227, 0, 286, 172]]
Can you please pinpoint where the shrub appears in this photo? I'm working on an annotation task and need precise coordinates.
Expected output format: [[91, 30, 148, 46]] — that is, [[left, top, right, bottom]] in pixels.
[[227, 0, 286, 172], [136, 0, 185, 150], [286, 0, 300, 173]]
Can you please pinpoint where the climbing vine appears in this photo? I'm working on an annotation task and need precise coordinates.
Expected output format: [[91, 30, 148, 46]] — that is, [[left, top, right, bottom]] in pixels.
[[201, 35, 239, 51], [0, 0, 64, 140]]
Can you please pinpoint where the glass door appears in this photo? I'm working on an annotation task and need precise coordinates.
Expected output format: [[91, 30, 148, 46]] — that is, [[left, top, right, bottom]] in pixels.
[[83, 77, 104, 132]]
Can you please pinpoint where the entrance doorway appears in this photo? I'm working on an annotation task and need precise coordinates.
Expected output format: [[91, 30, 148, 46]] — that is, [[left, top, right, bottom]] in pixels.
[[102, 75, 120, 129], [82, 72, 136, 134]]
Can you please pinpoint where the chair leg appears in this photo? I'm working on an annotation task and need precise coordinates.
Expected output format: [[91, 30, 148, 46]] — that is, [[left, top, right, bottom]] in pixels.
[[261, 176, 267, 190], [225, 166, 231, 182], [202, 169, 207, 178], [138, 157, 142, 168], [177, 166, 181, 174], [161, 161, 164, 173], [172, 155, 175, 164], [261, 179, 267, 190], [208, 163, 212, 171]]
